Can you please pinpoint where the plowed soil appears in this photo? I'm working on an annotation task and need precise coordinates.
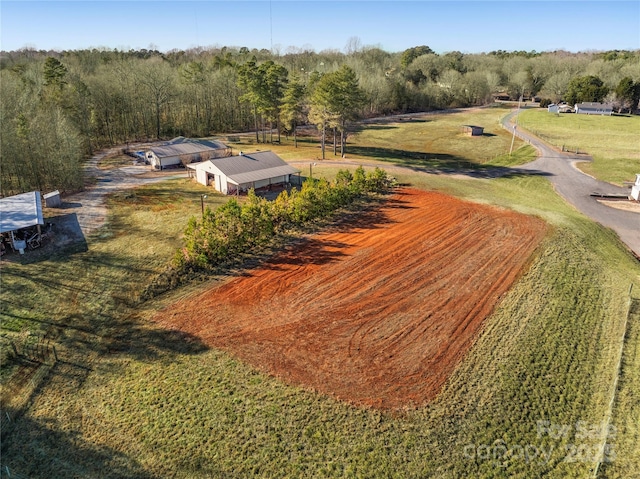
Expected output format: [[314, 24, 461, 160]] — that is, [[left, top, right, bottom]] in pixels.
[[154, 188, 547, 409]]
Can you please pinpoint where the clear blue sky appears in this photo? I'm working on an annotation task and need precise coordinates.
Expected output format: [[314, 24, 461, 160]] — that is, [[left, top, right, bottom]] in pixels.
[[1, 1, 639, 54]]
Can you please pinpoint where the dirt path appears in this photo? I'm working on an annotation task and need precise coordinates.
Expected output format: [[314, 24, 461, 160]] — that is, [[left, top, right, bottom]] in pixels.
[[154, 188, 547, 409], [49, 148, 187, 244]]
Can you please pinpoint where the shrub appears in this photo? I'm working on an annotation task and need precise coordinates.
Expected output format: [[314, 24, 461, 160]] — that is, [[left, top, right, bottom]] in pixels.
[[174, 167, 393, 273]]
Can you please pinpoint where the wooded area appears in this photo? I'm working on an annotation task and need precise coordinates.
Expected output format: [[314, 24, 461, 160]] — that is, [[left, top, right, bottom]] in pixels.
[[1, 46, 639, 196]]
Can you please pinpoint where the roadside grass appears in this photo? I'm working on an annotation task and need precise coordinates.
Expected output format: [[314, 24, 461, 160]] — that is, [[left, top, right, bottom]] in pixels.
[[517, 109, 640, 186], [599, 296, 640, 479], [1, 110, 639, 478]]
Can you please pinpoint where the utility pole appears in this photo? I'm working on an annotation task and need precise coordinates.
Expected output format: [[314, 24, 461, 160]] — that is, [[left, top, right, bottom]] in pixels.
[[509, 93, 523, 156]]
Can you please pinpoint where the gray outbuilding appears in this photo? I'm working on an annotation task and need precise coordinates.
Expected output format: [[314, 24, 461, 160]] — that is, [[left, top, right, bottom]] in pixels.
[[574, 102, 613, 115], [145, 137, 231, 170], [188, 151, 300, 195]]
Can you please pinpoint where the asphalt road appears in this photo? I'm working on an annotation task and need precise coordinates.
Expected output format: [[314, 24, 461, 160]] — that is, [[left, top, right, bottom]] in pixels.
[[502, 109, 639, 258]]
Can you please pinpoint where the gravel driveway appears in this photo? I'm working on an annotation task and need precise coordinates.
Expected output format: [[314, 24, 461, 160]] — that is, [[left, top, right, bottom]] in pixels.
[[48, 148, 187, 246]]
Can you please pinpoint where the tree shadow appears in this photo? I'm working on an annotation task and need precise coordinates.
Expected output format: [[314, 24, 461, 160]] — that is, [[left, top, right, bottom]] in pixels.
[[0, 212, 89, 265], [1, 406, 156, 479], [1, 256, 209, 477], [238, 196, 406, 277], [346, 145, 552, 179], [352, 124, 399, 132]]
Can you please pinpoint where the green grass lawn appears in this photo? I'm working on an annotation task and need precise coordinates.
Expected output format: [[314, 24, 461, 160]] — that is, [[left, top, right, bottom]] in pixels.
[[517, 109, 640, 186], [226, 105, 535, 170], [1, 110, 639, 478]]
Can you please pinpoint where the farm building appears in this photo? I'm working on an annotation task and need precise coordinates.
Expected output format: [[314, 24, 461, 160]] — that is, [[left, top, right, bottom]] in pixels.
[[145, 137, 231, 170], [631, 174, 640, 201], [0, 191, 44, 253], [574, 102, 613, 115], [188, 151, 300, 195], [462, 125, 484, 136]]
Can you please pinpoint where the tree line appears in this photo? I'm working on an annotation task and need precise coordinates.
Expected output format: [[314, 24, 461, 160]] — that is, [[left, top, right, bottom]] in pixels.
[[1, 45, 639, 196]]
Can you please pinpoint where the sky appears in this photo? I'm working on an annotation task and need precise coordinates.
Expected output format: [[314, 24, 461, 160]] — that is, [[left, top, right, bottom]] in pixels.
[[1, 1, 639, 54]]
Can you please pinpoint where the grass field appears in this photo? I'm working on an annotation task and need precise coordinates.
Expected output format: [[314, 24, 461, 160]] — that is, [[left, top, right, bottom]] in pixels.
[[517, 109, 640, 186], [1, 108, 639, 478], [227, 105, 536, 170]]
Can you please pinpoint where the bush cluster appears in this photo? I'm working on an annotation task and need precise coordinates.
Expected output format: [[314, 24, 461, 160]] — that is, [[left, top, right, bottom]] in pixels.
[[176, 166, 394, 270]]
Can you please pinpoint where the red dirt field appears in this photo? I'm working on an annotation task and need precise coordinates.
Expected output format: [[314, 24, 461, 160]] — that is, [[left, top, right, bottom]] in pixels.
[[154, 188, 547, 409]]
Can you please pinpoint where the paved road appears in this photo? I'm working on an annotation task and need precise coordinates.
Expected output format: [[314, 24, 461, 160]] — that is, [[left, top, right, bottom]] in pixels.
[[502, 109, 639, 258]]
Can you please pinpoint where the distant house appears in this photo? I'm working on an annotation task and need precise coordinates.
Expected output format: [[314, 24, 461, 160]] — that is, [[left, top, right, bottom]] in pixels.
[[0, 191, 44, 253], [492, 92, 511, 101], [188, 151, 300, 195], [558, 103, 574, 113], [631, 174, 640, 201], [145, 137, 231, 170], [574, 102, 613, 116]]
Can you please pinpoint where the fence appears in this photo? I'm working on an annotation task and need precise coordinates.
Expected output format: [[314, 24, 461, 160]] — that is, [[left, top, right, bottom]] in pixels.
[[1, 336, 58, 444], [0, 465, 30, 479], [503, 117, 585, 155]]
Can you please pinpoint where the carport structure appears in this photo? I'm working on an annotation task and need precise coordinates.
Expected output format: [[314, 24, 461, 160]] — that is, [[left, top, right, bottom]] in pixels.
[[0, 191, 44, 253]]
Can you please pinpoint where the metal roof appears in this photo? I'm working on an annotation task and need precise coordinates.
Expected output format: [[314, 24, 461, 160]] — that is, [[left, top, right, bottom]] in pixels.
[[211, 151, 299, 178], [228, 165, 300, 185], [575, 102, 612, 111], [0, 191, 45, 233], [149, 139, 228, 158]]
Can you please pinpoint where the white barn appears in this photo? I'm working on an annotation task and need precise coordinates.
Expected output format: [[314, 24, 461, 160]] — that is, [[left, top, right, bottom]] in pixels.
[[188, 151, 299, 195], [145, 137, 231, 170], [574, 102, 613, 115]]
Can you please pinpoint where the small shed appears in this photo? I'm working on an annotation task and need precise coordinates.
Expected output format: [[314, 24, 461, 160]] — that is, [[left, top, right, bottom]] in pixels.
[[547, 104, 559, 113], [43, 190, 61, 208], [462, 125, 484, 136]]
